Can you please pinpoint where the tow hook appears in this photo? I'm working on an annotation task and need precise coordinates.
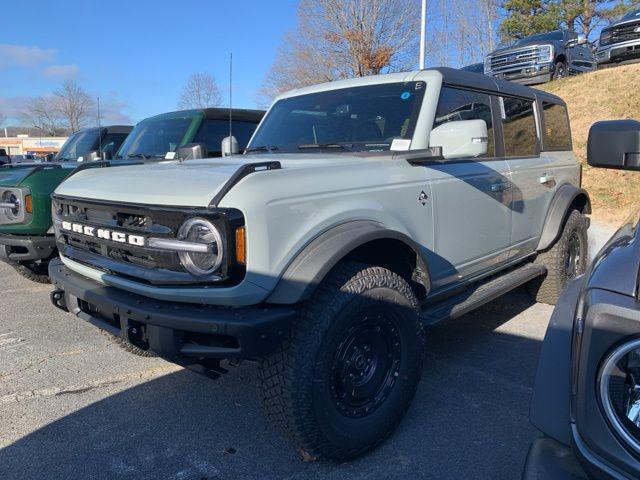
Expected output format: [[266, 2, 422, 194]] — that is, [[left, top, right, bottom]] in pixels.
[[50, 290, 67, 312]]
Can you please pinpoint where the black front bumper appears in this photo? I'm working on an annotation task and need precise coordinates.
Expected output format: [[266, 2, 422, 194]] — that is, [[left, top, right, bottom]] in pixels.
[[522, 438, 588, 480], [49, 258, 296, 362], [0, 232, 57, 263]]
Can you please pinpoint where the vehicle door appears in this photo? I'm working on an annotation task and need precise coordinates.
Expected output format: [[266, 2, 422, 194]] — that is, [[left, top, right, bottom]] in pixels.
[[501, 96, 553, 258], [425, 86, 512, 289]]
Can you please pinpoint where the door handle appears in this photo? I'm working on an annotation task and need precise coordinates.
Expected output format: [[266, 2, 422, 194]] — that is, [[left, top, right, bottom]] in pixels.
[[539, 174, 556, 185], [490, 182, 511, 192]]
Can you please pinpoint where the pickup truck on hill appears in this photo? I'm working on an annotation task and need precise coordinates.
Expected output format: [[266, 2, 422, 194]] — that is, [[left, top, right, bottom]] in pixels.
[[485, 29, 596, 85], [48, 68, 590, 459]]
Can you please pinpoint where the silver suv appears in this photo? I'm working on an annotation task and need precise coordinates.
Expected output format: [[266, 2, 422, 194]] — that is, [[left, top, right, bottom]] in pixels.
[[48, 67, 590, 460]]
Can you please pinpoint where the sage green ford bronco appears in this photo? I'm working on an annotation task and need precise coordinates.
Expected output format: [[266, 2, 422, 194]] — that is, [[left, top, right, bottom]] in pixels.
[[49, 68, 590, 459]]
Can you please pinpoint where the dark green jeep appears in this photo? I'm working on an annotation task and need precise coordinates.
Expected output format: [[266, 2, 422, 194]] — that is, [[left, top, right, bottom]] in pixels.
[[0, 108, 263, 283]]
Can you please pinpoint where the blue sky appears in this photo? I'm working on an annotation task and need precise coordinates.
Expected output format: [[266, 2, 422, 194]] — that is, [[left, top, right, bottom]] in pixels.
[[0, 0, 299, 124]]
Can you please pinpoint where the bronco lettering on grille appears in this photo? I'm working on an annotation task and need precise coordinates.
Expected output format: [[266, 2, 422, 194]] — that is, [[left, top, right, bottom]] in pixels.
[[61, 221, 145, 247]]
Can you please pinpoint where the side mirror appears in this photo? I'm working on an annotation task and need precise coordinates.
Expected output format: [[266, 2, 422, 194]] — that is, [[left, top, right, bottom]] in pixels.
[[221, 136, 239, 157], [84, 150, 101, 162], [429, 119, 488, 159], [101, 150, 113, 160], [587, 120, 640, 170], [577, 34, 587, 45], [45, 153, 55, 162], [176, 142, 207, 161]]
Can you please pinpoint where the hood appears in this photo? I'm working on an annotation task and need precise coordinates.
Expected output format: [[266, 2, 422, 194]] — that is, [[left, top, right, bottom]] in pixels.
[[606, 15, 640, 29], [0, 163, 76, 187], [55, 154, 364, 207], [0, 165, 44, 186], [490, 39, 555, 56]]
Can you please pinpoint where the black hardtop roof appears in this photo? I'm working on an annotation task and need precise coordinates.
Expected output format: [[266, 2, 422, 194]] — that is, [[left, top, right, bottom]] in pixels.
[[431, 67, 566, 106], [202, 108, 265, 122], [72, 125, 133, 135]]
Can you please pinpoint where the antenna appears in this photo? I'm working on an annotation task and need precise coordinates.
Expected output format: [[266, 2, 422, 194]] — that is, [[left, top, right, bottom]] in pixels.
[[228, 52, 233, 156], [97, 96, 102, 157]]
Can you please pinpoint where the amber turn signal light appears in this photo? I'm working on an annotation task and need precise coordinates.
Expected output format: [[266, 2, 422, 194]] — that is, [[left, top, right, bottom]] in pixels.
[[236, 226, 246, 264], [25, 195, 33, 214]]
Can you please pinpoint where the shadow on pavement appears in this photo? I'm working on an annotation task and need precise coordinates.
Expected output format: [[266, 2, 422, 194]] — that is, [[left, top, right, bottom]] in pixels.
[[0, 289, 544, 480]]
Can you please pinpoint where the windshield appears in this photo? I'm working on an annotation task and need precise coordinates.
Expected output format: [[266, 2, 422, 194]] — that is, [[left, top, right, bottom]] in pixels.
[[248, 82, 426, 153], [622, 9, 640, 21], [115, 113, 197, 159], [55, 129, 101, 161], [516, 30, 563, 45]]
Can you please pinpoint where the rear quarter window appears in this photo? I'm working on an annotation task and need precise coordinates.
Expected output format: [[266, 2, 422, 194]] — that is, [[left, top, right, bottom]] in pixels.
[[501, 97, 538, 157], [541, 102, 572, 150]]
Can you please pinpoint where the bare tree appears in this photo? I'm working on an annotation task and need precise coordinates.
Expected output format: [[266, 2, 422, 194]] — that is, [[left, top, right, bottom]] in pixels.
[[259, 0, 422, 105], [54, 80, 94, 133], [178, 73, 222, 109], [432, 0, 499, 67], [20, 96, 64, 136]]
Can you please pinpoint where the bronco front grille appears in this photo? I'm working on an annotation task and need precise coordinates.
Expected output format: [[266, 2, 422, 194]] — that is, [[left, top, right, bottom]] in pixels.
[[52, 196, 245, 286]]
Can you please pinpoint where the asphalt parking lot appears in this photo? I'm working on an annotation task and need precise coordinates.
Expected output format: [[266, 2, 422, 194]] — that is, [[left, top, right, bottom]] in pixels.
[[0, 224, 614, 480]]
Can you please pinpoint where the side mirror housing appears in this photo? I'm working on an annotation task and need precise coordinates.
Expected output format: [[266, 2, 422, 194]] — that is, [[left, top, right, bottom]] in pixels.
[[429, 119, 488, 159], [85, 150, 101, 162], [45, 153, 55, 162], [587, 120, 640, 171], [577, 34, 587, 45], [221, 136, 239, 157], [177, 142, 207, 161], [101, 150, 113, 160]]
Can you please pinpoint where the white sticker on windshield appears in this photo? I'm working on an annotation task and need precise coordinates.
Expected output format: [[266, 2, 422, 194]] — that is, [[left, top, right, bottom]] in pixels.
[[391, 138, 411, 151], [499, 97, 507, 120], [165, 151, 176, 160]]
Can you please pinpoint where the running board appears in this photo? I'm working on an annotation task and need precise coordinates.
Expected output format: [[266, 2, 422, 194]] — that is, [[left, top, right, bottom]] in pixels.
[[421, 263, 546, 325]]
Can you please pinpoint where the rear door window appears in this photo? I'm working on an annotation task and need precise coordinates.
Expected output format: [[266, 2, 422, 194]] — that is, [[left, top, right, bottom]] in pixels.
[[500, 97, 538, 157], [433, 86, 495, 157], [541, 102, 572, 150]]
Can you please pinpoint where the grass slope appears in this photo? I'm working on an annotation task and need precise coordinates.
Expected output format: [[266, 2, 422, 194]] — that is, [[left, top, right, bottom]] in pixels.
[[539, 63, 640, 225]]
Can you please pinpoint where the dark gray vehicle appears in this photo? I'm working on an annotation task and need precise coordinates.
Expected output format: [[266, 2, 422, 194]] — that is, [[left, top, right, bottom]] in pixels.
[[485, 30, 596, 85], [597, 9, 640, 66], [523, 119, 640, 479]]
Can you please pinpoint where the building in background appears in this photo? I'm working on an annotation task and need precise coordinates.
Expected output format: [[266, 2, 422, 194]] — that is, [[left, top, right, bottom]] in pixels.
[[0, 136, 68, 156]]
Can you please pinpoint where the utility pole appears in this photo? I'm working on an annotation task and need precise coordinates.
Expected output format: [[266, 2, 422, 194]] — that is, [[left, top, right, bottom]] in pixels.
[[419, 0, 427, 69], [97, 96, 101, 127]]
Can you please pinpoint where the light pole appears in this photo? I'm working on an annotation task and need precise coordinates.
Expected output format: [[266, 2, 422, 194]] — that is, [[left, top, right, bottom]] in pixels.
[[419, 0, 426, 70]]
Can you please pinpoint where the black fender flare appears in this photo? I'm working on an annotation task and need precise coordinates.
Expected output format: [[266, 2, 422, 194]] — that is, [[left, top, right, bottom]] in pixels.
[[266, 220, 430, 304], [536, 184, 591, 251]]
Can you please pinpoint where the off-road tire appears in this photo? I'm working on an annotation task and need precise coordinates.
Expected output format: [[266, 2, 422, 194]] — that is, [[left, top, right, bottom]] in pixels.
[[258, 262, 425, 461], [552, 60, 567, 80], [100, 331, 157, 358], [528, 209, 588, 305], [10, 260, 51, 284]]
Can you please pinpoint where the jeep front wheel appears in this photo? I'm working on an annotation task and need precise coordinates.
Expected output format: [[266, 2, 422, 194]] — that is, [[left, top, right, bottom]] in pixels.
[[528, 209, 588, 305], [10, 260, 51, 284], [258, 263, 425, 460]]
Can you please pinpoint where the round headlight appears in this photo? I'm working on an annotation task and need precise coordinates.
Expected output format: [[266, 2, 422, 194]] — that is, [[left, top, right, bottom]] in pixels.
[[177, 218, 224, 277], [599, 338, 640, 454], [2, 191, 20, 219]]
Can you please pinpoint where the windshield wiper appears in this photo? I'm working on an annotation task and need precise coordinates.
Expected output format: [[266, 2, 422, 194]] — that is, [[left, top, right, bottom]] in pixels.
[[127, 153, 152, 159], [246, 145, 279, 154], [297, 143, 353, 151]]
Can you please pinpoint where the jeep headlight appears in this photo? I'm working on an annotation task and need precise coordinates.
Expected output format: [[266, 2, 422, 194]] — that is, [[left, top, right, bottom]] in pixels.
[[599, 338, 640, 455], [176, 218, 224, 277], [484, 56, 491, 74], [0, 188, 30, 224], [537, 45, 553, 63]]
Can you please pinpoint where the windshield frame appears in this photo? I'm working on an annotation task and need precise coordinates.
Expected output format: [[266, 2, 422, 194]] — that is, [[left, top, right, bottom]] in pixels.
[[622, 9, 640, 21], [54, 128, 102, 162], [114, 111, 202, 160], [516, 30, 564, 45], [247, 81, 427, 154]]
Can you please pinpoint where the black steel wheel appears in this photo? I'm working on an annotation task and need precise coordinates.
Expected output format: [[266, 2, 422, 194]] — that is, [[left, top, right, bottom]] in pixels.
[[258, 262, 424, 460]]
